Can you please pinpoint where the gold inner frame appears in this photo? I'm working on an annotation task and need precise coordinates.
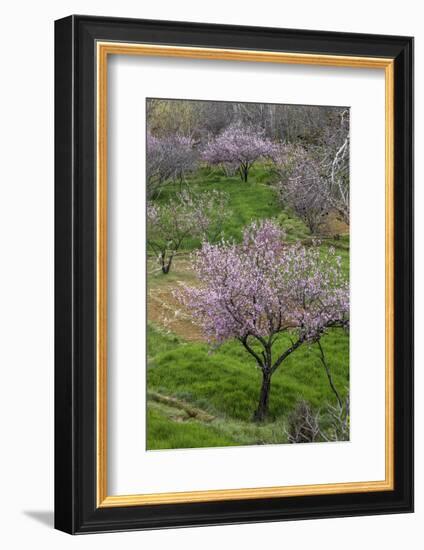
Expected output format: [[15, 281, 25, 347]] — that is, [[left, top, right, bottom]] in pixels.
[[96, 41, 395, 508]]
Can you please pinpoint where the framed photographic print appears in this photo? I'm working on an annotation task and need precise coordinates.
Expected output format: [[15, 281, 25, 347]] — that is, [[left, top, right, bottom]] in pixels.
[[54, 15, 414, 534]]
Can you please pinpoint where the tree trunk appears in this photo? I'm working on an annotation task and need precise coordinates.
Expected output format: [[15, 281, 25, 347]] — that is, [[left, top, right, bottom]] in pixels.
[[254, 370, 271, 422], [161, 255, 173, 274], [239, 164, 249, 182]]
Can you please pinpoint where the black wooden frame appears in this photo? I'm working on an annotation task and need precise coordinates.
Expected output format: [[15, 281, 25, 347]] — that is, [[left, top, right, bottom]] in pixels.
[[55, 15, 414, 534]]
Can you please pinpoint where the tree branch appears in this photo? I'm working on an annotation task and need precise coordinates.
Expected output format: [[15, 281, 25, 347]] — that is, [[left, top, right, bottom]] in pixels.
[[271, 337, 304, 374], [317, 340, 343, 407], [239, 335, 265, 370]]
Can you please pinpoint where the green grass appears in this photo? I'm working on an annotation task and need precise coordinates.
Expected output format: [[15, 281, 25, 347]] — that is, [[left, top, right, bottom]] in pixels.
[[148, 400, 290, 448], [275, 208, 310, 241], [147, 406, 236, 450], [156, 164, 282, 249], [148, 328, 348, 423], [147, 325, 349, 449], [147, 323, 181, 361]]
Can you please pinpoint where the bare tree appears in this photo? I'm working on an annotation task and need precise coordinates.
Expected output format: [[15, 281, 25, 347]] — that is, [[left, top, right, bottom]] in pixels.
[[285, 398, 350, 444], [319, 397, 350, 442], [319, 109, 350, 224], [147, 98, 347, 146], [286, 400, 321, 443]]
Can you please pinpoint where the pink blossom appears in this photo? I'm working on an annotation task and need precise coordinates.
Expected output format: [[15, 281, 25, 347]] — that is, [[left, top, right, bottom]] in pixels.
[[146, 133, 198, 198], [202, 124, 277, 182], [177, 220, 348, 345]]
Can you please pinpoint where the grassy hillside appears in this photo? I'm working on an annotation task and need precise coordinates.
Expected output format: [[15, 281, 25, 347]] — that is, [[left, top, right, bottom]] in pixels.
[[146, 164, 350, 450], [147, 324, 349, 449]]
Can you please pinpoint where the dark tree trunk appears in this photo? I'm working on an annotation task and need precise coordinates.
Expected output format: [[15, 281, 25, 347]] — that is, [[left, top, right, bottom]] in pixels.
[[254, 370, 272, 422], [238, 335, 304, 424], [161, 255, 173, 274], [239, 164, 249, 182]]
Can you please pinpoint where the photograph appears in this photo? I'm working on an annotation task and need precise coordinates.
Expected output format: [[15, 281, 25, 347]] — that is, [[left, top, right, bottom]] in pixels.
[[51, 12, 413, 536], [146, 98, 351, 450]]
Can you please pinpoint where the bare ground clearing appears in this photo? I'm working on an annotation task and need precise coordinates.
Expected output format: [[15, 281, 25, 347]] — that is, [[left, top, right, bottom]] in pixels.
[[147, 255, 206, 342]]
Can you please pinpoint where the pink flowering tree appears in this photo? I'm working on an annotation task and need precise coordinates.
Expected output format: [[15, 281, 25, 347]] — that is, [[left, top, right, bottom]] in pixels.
[[176, 220, 349, 421], [202, 124, 276, 182], [273, 145, 330, 234], [146, 133, 198, 198], [147, 190, 230, 274]]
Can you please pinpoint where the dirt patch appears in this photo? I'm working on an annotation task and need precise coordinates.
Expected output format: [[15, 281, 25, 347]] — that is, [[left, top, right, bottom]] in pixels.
[[320, 211, 349, 236], [148, 284, 206, 342], [147, 254, 207, 341]]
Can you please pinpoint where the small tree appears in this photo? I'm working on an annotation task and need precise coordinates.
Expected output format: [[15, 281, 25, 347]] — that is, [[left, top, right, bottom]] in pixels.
[[147, 190, 229, 274], [177, 220, 349, 421], [146, 133, 198, 198], [273, 145, 330, 234], [202, 124, 276, 182]]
